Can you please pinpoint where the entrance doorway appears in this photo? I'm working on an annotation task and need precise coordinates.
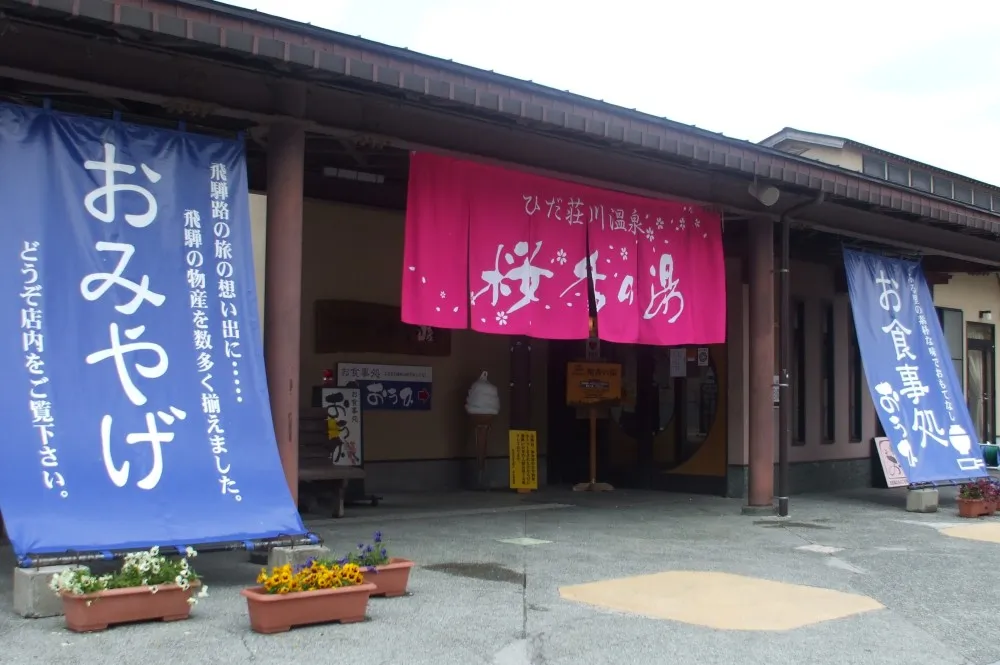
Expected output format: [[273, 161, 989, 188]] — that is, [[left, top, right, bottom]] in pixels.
[[546, 339, 727, 494], [967, 322, 995, 443]]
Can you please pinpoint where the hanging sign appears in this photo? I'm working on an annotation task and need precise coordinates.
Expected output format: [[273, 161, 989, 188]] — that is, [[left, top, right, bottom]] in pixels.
[[336, 363, 432, 411], [566, 362, 622, 405]]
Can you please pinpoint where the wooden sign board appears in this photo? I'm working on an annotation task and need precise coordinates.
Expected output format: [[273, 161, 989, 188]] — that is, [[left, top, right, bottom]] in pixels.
[[566, 362, 622, 406]]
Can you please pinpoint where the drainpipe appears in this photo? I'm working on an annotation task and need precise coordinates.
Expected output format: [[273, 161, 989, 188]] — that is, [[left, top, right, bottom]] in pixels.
[[777, 193, 825, 517]]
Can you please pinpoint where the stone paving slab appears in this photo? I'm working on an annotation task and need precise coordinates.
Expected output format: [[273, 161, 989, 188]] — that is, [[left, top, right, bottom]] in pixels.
[[1, 488, 998, 665]]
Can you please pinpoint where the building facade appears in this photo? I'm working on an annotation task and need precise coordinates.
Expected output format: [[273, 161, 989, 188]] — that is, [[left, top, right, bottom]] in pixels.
[[3, 0, 1000, 511], [762, 128, 1000, 447]]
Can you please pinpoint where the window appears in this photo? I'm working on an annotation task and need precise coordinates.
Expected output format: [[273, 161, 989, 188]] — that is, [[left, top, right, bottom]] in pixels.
[[954, 183, 973, 204], [863, 155, 887, 179], [821, 302, 835, 442], [933, 176, 954, 198], [793, 300, 806, 444], [974, 190, 992, 210], [848, 310, 863, 442], [911, 171, 932, 192], [887, 163, 909, 186], [937, 307, 964, 389]]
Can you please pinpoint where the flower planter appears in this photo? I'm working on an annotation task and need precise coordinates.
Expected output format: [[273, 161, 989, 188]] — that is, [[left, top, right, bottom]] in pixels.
[[241, 583, 376, 634], [363, 558, 415, 598], [61, 581, 199, 633], [957, 498, 995, 518]]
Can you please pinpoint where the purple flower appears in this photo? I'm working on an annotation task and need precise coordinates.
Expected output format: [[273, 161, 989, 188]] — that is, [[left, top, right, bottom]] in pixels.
[[373, 531, 383, 543]]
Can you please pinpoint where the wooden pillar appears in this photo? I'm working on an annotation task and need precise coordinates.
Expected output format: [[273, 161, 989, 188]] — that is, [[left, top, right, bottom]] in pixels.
[[264, 120, 305, 504], [746, 219, 775, 510], [509, 336, 531, 430]]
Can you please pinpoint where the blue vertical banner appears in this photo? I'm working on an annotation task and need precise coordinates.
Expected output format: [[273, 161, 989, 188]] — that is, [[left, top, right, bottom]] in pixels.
[[844, 248, 987, 485], [0, 103, 306, 558]]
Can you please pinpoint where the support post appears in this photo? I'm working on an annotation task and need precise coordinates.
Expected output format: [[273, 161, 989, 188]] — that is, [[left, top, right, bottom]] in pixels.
[[777, 215, 791, 516], [264, 120, 305, 505], [744, 219, 776, 513]]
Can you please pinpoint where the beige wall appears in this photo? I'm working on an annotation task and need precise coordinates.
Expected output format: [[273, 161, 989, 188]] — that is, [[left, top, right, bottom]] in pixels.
[[248, 196, 547, 465], [798, 146, 864, 172], [933, 273, 1000, 436], [727, 258, 877, 467], [786, 260, 876, 462]]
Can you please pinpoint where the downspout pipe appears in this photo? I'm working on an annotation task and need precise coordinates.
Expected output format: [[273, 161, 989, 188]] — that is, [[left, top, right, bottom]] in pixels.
[[777, 193, 825, 517]]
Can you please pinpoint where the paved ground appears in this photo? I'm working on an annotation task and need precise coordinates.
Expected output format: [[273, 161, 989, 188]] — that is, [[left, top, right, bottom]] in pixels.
[[2, 487, 1000, 665]]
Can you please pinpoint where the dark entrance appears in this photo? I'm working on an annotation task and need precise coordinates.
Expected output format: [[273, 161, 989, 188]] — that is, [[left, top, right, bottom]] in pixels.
[[967, 321, 996, 443], [546, 339, 727, 494]]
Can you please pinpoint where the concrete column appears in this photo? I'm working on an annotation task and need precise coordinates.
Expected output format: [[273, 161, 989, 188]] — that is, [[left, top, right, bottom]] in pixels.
[[264, 121, 305, 504], [746, 220, 775, 511]]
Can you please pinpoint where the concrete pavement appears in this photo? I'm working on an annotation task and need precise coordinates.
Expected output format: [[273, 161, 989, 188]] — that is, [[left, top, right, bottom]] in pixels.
[[2, 487, 999, 665]]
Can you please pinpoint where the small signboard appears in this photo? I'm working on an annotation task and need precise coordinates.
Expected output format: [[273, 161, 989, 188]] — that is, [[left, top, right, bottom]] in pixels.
[[669, 349, 687, 377], [566, 362, 622, 406], [337, 363, 433, 411], [509, 430, 539, 490], [320, 387, 363, 466], [873, 436, 909, 488], [697, 347, 710, 367]]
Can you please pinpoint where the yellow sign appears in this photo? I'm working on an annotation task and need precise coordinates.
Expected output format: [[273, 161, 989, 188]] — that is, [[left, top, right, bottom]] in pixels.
[[509, 430, 538, 490], [566, 362, 622, 405]]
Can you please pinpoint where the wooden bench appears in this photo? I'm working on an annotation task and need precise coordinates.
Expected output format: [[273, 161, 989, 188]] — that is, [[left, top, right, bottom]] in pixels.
[[298, 408, 366, 518]]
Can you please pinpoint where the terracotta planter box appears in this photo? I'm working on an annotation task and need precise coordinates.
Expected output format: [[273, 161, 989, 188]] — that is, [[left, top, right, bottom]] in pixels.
[[61, 581, 199, 633], [363, 558, 415, 598], [241, 583, 375, 634], [957, 498, 995, 518]]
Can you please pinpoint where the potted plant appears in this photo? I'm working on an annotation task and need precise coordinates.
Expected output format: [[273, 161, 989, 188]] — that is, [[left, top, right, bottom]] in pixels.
[[241, 559, 375, 634], [49, 546, 205, 632], [957, 478, 998, 518], [343, 531, 414, 598]]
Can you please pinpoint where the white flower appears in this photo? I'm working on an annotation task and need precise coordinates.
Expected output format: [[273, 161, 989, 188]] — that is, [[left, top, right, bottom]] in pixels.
[[644, 228, 655, 243], [678, 217, 686, 230], [694, 218, 701, 228], [184, 547, 198, 558], [620, 247, 628, 261], [555, 249, 567, 265], [439, 290, 446, 299], [496, 311, 508, 326], [149, 585, 159, 594], [655, 217, 665, 230], [198, 585, 209, 598]]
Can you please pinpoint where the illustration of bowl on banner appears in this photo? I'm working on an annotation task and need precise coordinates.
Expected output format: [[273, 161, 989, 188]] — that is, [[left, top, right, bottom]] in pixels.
[[465, 371, 500, 416], [948, 424, 972, 456]]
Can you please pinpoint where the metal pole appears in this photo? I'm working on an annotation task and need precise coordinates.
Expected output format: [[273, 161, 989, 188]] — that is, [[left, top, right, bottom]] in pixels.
[[777, 194, 824, 517], [778, 215, 791, 516]]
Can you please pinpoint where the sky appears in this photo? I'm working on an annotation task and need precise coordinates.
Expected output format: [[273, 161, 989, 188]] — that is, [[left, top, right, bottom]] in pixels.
[[221, 0, 1000, 185]]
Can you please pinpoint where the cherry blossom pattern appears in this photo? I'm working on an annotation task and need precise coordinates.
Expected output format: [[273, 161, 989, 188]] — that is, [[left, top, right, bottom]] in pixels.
[[655, 217, 665, 230], [553, 249, 568, 265], [496, 311, 509, 326], [620, 247, 629, 261]]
